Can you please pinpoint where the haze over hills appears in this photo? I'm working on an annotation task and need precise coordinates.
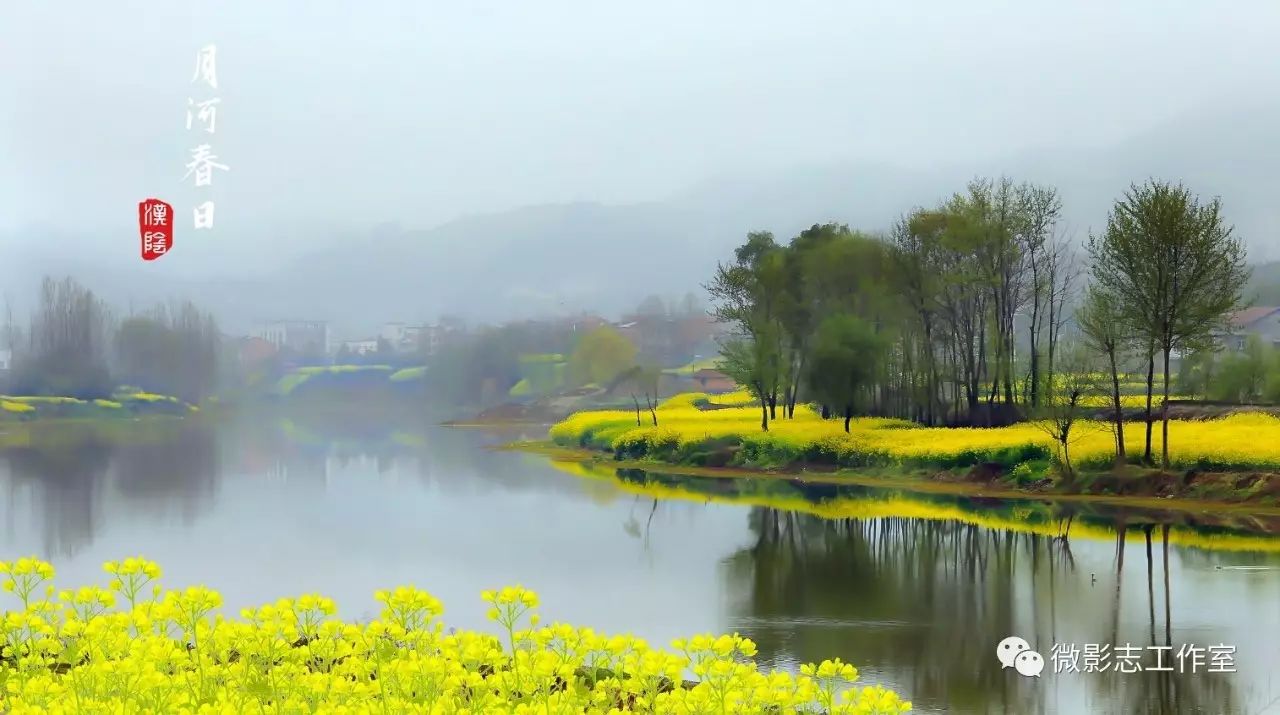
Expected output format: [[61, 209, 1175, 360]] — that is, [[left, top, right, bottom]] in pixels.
[[5, 101, 1279, 338]]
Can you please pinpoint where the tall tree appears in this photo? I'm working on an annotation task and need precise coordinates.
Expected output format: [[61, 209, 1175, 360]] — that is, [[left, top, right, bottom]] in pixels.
[[707, 231, 790, 422], [1089, 180, 1249, 468], [891, 212, 945, 424], [114, 301, 222, 402], [614, 364, 662, 426], [567, 326, 637, 386], [805, 314, 885, 432], [718, 334, 780, 431], [1077, 284, 1128, 465], [11, 277, 114, 398], [633, 294, 667, 317], [1210, 336, 1271, 403], [1021, 188, 1064, 407]]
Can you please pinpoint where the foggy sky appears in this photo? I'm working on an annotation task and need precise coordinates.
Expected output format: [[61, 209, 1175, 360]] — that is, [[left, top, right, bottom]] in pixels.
[[3, 1, 1279, 278]]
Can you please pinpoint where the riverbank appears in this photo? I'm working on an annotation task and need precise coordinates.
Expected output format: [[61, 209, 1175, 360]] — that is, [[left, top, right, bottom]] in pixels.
[[0, 391, 200, 422], [516, 443, 1280, 519], [542, 391, 1280, 508]]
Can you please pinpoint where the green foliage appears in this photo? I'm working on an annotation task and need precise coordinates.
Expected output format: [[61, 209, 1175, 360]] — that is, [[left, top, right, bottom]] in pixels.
[[567, 327, 637, 387], [424, 323, 577, 406], [0, 390, 190, 420], [665, 356, 723, 376], [273, 365, 397, 397], [1210, 336, 1279, 403], [708, 232, 790, 419], [1089, 179, 1251, 467], [515, 354, 567, 396], [1010, 460, 1051, 485], [805, 314, 886, 430], [555, 392, 1280, 479], [113, 302, 221, 403], [388, 366, 427, 382]]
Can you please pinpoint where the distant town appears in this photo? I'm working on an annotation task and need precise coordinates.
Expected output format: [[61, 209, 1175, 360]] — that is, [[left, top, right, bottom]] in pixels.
[[235, 306, 733, 381]]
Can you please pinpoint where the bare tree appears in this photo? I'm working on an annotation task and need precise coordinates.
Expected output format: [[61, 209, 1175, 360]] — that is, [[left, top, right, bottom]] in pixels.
[[13, 277, 114, 398], [1044, 230, 1081, 403]]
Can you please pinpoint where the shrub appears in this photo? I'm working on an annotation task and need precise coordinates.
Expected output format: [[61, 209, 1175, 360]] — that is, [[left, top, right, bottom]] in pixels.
[[1010, 462, 1035, 485]]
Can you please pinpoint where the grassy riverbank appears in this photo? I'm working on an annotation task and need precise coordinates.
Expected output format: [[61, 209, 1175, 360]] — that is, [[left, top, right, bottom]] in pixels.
[[542, 455, 1280, 548], [0, 390, 199, 422], [547, 390, 1280, 506]]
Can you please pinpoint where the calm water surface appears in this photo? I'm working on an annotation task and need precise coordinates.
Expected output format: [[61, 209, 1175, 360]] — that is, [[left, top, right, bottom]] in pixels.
[[1, 415, 1277, 714]]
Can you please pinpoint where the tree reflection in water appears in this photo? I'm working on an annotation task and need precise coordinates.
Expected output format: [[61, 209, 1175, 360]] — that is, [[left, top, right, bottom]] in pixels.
[[0, 421, 220, 558], [721, 506, 1250, 714]]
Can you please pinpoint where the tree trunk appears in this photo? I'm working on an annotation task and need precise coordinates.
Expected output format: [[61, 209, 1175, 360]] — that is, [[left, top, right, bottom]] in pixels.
[[1028, 349, 1040, 408], [922, 321, 936, 425], [1143, 345, 1155, 464], [631, 394, 642, 426], [843, 406, 852, 433], [753, 381, 769, 431], [1161, 347, 1171, 468], [788, 352, 805, 418], [1108, 347, 1125, 464]]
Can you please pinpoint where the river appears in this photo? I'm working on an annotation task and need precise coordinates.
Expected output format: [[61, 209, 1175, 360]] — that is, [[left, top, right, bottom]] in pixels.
[[1, 415, 1277, 714]]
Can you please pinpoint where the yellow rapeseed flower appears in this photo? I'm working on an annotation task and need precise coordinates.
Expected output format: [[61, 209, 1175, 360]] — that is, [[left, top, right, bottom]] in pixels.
[[0, 556, 913, 713]]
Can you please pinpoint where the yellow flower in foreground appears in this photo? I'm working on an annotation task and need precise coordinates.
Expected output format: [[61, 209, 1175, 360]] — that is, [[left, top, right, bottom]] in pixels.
[[0, 557, 911, 713]]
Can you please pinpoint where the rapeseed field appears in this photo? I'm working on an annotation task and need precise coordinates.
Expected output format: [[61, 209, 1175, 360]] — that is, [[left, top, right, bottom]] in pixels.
[[550, 392, 1280, 473]]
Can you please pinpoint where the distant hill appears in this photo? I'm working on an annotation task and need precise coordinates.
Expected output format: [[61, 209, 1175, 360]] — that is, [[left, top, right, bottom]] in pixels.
[[7, 100, 1279, 336]]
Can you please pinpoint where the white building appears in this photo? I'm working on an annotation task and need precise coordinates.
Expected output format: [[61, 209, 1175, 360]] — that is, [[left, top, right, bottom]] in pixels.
[[1225, 306, 1280, 350], [256, 320, 330, 354], [338, 339, 380, 356], [379, 322, 449, 355]]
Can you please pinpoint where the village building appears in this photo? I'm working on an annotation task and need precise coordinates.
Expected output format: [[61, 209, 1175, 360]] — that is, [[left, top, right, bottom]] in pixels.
[[691, 368, 736, 393], [256, 320, 330, 355], [1225, 306, 1280, 350]]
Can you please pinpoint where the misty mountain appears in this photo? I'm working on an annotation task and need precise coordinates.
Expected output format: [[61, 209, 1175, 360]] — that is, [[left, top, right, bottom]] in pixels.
[[6, 101, 1278, 338], [248, 99, 1280, 336]]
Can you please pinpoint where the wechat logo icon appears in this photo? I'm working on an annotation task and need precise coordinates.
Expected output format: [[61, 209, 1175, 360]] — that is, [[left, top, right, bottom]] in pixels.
[[998, 636, 1044, 677]]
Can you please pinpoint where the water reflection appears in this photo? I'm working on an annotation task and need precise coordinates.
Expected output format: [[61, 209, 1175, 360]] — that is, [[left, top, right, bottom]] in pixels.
[[0, 415, 560, 558], [0, 417, 1276, 714], [725, 510, 1257, 713], [577, 467, 1279, 713]]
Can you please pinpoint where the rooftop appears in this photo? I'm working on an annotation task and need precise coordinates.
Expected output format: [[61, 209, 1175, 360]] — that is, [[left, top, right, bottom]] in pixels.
[[1230, 306, 1280, 327]]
